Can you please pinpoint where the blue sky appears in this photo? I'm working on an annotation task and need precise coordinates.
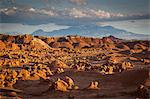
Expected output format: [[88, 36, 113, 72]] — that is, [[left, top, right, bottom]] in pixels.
[[0, 0, 150, 35]]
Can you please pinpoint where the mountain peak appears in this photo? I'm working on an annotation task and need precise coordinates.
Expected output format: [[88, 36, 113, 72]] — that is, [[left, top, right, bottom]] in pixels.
[[34, 29, 44, 32], [31, 29, 45, 36]]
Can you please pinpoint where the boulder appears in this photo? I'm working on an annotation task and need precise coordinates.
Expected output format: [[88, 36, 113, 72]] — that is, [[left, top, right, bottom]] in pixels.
[[135, 84, 149, 98], [0, 40, 6, 50], [30, 73, 40, 80], [143, 59, 150, 65], [54, 78, 69, 92], [51, 42, 73, 49], [18, 69, 30, 80], [50, 60, 69, 69], [45, 37, 55, 44], [0, 81, 5, 87], [102, 36, 114, 44], [55, 68, 64, 74], [122, 62, 133, 70], [10, 70, 18, 78], [23, 34, 33, 44], [105, 66, 114, 74], [30, 37, 50, 50], [0, 74, 5, 80], [65, 76, 74, 89], [86, 81, 99, 90], [45, 68, 53, 76], [36, 70, 47, 80], [134, 44, 146, 50], [7, 36, 15, 43]]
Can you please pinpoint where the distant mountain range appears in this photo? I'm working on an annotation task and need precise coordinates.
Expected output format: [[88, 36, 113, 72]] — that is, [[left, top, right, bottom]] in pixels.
[[31, 24, 149, 40], [6, 24, 150, 40]]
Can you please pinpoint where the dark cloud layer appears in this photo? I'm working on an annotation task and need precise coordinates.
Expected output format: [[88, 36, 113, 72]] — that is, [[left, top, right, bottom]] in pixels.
[[0, 0, 149, 25]]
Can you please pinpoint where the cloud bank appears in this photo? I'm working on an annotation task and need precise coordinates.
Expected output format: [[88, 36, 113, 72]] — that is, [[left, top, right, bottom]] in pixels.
[[0, 6, 149, 25]]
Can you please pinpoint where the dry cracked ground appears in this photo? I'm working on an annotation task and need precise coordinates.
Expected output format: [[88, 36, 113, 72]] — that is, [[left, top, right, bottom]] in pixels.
[[0, 34, 149, 99]]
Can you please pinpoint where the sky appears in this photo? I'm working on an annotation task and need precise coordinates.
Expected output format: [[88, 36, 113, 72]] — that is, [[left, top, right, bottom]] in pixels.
[[0, 0, 150, 35]]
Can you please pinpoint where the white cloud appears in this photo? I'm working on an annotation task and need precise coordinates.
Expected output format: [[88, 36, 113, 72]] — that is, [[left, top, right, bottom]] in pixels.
[[64, 8, 124, 19], [0, 8, 16, 15], [37, 9, 57, 16], [89, 9, 111, 18], [0, 7, 125, 18], [28, 8, 57, 16], [0, 7, 58, 17], [89, 9, 125, 18], [70, 0, 86, 5], [26, 8, 58, 16], [29, 8, 36, 12], [13, 7, 17, 10], [111, 13, 124, 17], [66, 8, 88, 18]]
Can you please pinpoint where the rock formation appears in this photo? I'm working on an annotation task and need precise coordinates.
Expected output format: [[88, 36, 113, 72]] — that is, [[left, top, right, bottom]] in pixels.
[[86, 81, 99, 90], [65, 76, 75, 89], [54, 78, 69, 92]]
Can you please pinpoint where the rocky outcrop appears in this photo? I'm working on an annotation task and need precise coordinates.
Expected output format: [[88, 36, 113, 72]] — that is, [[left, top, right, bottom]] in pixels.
[[30, 37, 50, 50], [22, 34, 33, 44], [50, 42, 73, 49], [50, 60, 69, 69], [0, 40, 6, 50], [86, 81, 99, 90], [54, 78, 69, 92], [135, 84, 149, 99], [65, 76, 75, 89], [122, 62, 133, 70], [52, 76, 77, 92]]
